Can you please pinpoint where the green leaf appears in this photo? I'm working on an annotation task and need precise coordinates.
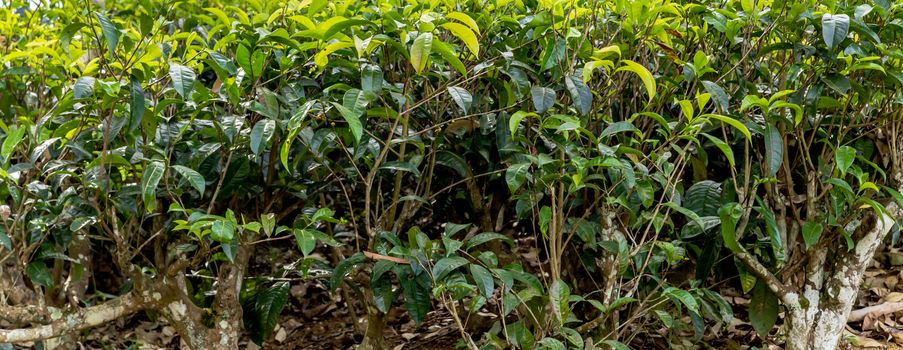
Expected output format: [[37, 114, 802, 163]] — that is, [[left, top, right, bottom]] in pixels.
[[329, 252, 365, 292], [508, 111, 537, 136], [763, 121, 783, 177], [440, 22, 479, 56], [662, 202, 705, 231], [73, 76, 96, 99], [469, 264, 494, 298], [343, 88, 370, 116], [410, 32, 433, 74], [802, 221, 823, 250], [250, 120, 276, 156], [26, 261, 53, 288], [171, 165, 205, 194], [141, 161, 165, 213], [371, 274, 394, 313], [293, 228, 316, 256], [245, 282, 290, 346], [506, 163, 530, 193], [60, 23, 87, 54], [447, 86, 473, 114], [602, 340, 632, 350], [664, 287, 699, 314], [93, 12, 120, 57], [208, 51, 237, 75], [616, 60, 656, 101], [703, 114, 752, 141], [822, 14, 850, 50], [719, 203, 742, 252], [685, 180, 722, 216], [565, 75, 593, 116], [379, 161, 421, 177], [168, 64, 196, 99], [361, 64, 383, 94], [1, 127, 26, 161], [835, 145, 856, 176], [330, 102, 363, 143], [550, 278, 571, 324], [261, 213, 276, 237], [600, 121, 639, 139], [69, 217, 96, 232], [211, 219, 236, 243], [701, 80, 730, 112], [129, 79, 145, 132], [399, 269, 431, 324], [538, 338, 566, 350], [701, 133, 736, 167], [432, 256, 469, 280], [749, 280, 778, 337], [0, 228, 11, 251], [539, 206, 552, 238], [432, 40, 467, 76], [759, 204, 785, 266], [531, 86, 556, 114], [735, 260, 757, 294], [464, 232, 515, 250]]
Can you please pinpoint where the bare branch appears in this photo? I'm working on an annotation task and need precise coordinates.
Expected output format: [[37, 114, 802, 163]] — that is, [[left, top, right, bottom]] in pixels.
[[0, 287, 167, 344]]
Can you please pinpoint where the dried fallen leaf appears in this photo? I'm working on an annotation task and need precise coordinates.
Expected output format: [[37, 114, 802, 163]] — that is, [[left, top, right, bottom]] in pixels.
[[275, 326, 287, 342]]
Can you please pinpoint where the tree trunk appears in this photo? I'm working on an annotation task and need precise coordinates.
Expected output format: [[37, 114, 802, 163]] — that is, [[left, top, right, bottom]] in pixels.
[[780, 202, 900, 350], [360, 288, 386, 350]]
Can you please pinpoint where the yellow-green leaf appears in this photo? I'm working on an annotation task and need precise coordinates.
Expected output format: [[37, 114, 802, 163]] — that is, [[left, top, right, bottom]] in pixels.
[[410, 33, 433, 74], [616, 60, 656, 101], [702, 114, 752, 142], [440, 23, 479, 57], [446, 12, 480, 34]]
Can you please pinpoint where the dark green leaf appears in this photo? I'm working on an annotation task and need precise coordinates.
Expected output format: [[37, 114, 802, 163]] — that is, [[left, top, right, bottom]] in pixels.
[[168, 64, 196, 99], [469, 264, 494, 298], [330, 102, 363, 143], [835, 145, 856, 176], [93, 12, 120, 56], [361, 64, 383, 94], [245, 282, 290, 346], [171, 165, 205, 194], [600, 121, 639, 139], [465, 232, 514, 250], [531, 86, 556, 114], [802, 221, 823, 250], [505, 163, 530, 193], [822, 14, 850, 49], [129, 79, 145, 132], [329, 252, 365, 292], [685, 180, 722, 216], [399, 269, 431, 324], [141, 161, 165, 213], [211, 219, 236, 243], [719, 203, 742, 252], [73, 76, 95, 99], [250, 120, 276, 156], [432, 256, 468, 280], [763, 121, 783, 177], [565, 75, 592, 116], [701, 80, 730, 112], [26, 261, 52, 288], [749, 280, 778, 337], [447, 86, 472, 114]]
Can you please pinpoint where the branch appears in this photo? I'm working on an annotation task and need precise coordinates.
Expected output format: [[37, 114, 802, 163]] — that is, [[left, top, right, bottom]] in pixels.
[[848, 302, 903, 323], [0, 288, 165, 343], [734, 248, 793, 304], [0, 305, 50, 325]]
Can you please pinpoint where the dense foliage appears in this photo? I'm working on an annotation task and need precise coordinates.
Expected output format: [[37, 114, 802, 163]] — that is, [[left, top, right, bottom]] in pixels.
[[1, 0, 902, 348]]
